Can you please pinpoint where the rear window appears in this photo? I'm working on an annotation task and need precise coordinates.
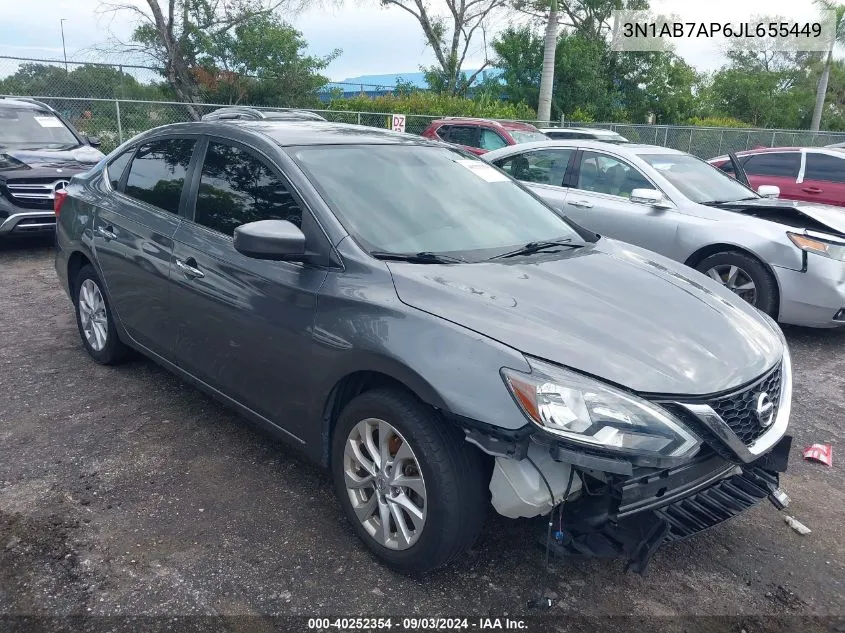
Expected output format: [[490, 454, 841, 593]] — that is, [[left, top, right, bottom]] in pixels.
[[509, 130, 549, 144], [124, 138, 196, 213]]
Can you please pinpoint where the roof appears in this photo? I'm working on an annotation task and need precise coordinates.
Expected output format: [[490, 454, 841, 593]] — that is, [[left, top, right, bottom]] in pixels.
[[430, 117, 540, 131], [0, 97, 50, 110], [538, 127, 624, 136], [483, 139, 683, 157], [201, 106, 326, 122], [709, 146, 845, 162], [148, 120, 437, 147]]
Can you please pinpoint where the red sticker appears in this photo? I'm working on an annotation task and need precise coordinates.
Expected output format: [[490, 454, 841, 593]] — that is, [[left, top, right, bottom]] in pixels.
[[802, 443, 832, 466]]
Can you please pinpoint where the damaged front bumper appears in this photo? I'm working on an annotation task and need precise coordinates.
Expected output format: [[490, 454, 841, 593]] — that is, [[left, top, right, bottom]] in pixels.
[[546, 434, 792, 574]]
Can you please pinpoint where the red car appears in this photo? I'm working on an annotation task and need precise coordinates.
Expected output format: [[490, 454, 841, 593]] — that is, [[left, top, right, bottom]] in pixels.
[[709, 147, 845, 207], [420, 117, 548, 155]]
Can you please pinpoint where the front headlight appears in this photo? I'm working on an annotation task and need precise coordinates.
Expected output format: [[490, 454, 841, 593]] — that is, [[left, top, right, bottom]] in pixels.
[[788, 232, 845, 262], [502, 358, 701, 464]]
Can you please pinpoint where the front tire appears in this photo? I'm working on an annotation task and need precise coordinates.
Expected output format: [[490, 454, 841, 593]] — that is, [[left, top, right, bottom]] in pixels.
[[695, 251, 778, 317], [331, 388, 487, 572], [73, 264, 127, 365]]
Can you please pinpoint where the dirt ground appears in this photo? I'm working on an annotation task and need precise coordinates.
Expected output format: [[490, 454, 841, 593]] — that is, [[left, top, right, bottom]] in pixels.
[[1, 237, 843, 632]]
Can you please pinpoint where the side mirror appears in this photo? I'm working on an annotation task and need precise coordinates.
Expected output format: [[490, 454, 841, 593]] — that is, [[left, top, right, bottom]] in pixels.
[[85, 135, 101, 148], [630, 188, 671, 209], [758, 185, 780, 199], [234, 219, 306, 261]]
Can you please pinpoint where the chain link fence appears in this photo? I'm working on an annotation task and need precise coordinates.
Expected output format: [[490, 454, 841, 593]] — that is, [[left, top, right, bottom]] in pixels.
[[7, 94, 845, 158], [4, 50, 845, 157], [568, 123, 845, 158], [0, 95, 442, 152], [0, 55, 408, 104]]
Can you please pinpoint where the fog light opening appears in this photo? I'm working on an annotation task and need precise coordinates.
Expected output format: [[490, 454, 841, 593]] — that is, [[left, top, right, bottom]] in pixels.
[[834, 308, 845, 322]]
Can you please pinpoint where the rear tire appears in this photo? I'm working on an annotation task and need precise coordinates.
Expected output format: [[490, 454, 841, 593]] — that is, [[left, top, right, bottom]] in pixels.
[[695, 251, 778, 317], [331, 388, 487, 572], [73, 264, 127, 365]]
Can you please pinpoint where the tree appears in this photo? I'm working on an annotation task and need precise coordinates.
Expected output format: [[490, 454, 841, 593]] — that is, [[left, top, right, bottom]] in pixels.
[[811, 1, 845, 131], [378, 0, 509, 95], [490, 26, 543, 107], [100, 0, 310, 116], [192, 12, 339, 106], [708, 48, 817, 128], [612, 51, 701, 123]]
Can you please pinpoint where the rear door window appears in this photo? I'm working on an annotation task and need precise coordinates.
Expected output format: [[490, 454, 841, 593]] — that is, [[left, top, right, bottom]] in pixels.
[[193, 140, 303, 236], [494, 149, 574, 186], [447, 126, 480, 148], [124, 138, 196, 213], [743, 152, 800, 178], [804, 152, 845, 183]]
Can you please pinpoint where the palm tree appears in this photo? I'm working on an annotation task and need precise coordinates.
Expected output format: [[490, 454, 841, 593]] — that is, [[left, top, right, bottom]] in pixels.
[[811, 1, 845, 132], [537, 0, 558, 123]]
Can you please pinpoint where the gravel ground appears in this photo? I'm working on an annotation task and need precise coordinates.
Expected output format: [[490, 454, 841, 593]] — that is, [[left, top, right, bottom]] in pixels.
[[1, 237, 843, 632]]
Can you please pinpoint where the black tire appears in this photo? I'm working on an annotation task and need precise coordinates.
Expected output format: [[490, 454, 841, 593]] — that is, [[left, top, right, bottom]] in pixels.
[[331, 388, 487, 573], [72, 264, 127, 365], [695, 251, 778, 317]]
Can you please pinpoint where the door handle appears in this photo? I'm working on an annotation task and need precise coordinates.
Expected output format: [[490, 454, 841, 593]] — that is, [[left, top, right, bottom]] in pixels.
[[802, 186, 823, 194], [568, 200, 593, 208], [96, 225, 117, 240], [175, 257, 204, 279]]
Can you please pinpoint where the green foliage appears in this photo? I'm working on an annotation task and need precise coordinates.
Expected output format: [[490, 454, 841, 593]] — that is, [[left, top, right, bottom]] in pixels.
[[0, 63, 167, 100], [489, 26, 701, 124], [326, 91, 536, 120], [192, 12, 339, 107], [567, 107, 595, 122], [706, 50, 816, 128], [687, 116, 751, 128], [491, 26, 543, 109]]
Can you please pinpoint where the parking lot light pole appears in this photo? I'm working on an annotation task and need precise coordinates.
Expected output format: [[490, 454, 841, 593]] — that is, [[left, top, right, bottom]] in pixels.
[[60, 19, 68, 73]]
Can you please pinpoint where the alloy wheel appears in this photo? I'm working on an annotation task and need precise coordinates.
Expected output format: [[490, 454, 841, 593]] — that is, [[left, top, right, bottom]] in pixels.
[[705, 264, 757, 305], [343, 418, 427, 550], [79, 279, 108, 351]]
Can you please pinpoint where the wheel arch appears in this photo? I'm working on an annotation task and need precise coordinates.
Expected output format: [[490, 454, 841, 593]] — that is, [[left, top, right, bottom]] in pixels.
[[683, 243, 781, 318], [66, 250, 93, 292], [319, 366, 449, 468]]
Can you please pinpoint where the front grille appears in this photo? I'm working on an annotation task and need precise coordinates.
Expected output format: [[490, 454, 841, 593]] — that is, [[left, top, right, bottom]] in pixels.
[[657, 467, 776, 541], [4, 178, 69, 210], [708, 366, 782, 445]]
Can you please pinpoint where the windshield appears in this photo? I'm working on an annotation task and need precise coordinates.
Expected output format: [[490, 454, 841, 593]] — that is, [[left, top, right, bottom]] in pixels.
[[292, 144, 583, 260], [640, 153, 758, 204], [0, 108, 79, 149], [509, 130, 549, 144]]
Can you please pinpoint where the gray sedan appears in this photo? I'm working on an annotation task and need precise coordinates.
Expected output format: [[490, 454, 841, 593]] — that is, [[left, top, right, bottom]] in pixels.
[[484, 140, 845, 328]]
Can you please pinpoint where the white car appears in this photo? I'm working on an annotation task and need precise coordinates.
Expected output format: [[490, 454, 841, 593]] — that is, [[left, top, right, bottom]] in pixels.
[[538, 127, 630, 144]]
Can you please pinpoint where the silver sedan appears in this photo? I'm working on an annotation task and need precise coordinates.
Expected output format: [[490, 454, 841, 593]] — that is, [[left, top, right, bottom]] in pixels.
[[483, 140, 845, 328]]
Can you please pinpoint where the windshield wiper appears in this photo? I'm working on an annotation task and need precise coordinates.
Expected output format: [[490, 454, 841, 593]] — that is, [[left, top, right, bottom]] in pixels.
[[370, 251, 467, 264], [701, 197, 759, 206], [490, 238, 580, 260]]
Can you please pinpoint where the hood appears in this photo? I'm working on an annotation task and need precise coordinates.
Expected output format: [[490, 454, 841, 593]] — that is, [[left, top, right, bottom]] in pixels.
[[0, 145, 105, 173], [388, 240, 783, 396], [718, 197, 845, 236]]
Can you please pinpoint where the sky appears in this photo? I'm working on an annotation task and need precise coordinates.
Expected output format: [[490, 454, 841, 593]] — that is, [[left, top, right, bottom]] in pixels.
[[0, 0, 826, 82]]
